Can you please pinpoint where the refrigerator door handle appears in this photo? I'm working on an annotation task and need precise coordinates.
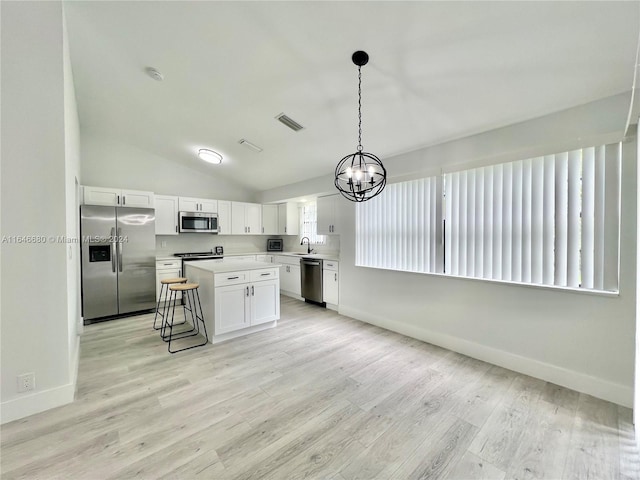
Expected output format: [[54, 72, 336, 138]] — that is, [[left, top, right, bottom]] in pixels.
[[110, 227, 117, 273], [117, 227, 123, 272]]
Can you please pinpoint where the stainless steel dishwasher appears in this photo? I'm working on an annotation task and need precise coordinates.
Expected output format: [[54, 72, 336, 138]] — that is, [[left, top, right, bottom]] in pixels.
[[301, 258, 324, 305]]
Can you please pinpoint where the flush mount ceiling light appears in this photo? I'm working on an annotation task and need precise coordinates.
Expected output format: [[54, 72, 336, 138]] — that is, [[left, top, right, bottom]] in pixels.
[[198, 149, 222, 164], [334, 51, 386, 202]]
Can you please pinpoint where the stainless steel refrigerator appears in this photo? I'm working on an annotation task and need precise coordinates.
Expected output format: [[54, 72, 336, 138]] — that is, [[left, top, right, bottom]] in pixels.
[[81, 205, 156, 322]]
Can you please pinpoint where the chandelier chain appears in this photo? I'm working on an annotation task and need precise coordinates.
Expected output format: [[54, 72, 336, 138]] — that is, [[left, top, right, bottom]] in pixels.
[[357, 66, 363, 151]]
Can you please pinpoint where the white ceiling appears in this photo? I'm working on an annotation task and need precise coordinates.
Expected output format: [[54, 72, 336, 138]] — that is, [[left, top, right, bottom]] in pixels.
[[64, 1, 639, 193]]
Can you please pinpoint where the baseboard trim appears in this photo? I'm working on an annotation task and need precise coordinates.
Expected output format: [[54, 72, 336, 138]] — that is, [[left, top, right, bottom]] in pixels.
[[281, 291, 304, 302], [339, 305, 633, 408], [1, 382, 75, 425], [71, 335, 80, 397]]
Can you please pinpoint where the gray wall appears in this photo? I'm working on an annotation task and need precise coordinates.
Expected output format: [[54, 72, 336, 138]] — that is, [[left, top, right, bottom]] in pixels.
[[1, 1, 81, 423]]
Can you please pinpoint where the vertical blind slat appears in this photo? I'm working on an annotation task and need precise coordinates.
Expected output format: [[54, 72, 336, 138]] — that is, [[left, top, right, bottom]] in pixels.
[[567, 150, 582, 287]]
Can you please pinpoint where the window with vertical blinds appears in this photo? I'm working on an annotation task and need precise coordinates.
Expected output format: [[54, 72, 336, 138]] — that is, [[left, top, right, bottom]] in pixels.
[[444, 143, 620, 291], [355, 142, 621, 293], [356, 177, 443, 273]]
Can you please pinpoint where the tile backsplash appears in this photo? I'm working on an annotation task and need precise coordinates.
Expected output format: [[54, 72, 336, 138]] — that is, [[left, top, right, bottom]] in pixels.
[[156, 234, 340, 258]]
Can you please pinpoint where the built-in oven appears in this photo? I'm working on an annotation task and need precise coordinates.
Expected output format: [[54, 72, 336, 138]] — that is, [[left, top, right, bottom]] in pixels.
[[178, 211, 218, 233]]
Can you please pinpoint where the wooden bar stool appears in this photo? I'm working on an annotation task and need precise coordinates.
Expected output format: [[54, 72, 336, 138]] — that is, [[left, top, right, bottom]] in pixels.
[[153, 277, 188, 330], [161, 283, 208, 353]]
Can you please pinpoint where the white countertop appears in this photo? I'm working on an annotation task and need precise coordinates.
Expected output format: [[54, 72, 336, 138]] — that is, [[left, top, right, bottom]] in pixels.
[[184, 260, 279, 274], [157, 251, 340, 262]]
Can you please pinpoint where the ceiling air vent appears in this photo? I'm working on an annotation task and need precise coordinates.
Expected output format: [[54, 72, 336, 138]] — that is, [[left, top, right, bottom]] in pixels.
[[238, 138, 263, 153], [275, 113, 304, 132]]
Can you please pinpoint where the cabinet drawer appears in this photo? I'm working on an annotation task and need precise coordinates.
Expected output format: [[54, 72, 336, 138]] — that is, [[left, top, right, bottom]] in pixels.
[[274, 255, 300, 266], [250, 268, 278, 282], [215, 271, 249, 286], [156, 260, 181, 270], [323, 261, 339, 271]]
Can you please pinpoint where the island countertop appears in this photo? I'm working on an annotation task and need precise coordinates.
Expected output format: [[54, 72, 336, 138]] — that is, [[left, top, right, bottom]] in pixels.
[[185, 259, 281, 274]]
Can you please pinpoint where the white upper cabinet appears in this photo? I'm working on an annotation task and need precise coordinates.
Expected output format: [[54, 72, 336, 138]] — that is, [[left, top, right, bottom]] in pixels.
[[231, 202, 262, 235], [154, 195, 179, 235], [317, 195, 341, 234], [262, 204, 278, 235], [83, 186, 155, 208], [217, 200, 231, 235], [278, 202, 299, 235], [178, 196, 218, 213]]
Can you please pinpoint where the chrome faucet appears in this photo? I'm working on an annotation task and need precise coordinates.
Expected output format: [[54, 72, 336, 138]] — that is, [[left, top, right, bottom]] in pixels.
[[300, 236, 311, 254]]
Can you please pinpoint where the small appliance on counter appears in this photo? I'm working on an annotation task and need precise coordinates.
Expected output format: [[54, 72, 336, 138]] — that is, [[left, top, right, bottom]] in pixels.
[[267, 238, 283, 252]]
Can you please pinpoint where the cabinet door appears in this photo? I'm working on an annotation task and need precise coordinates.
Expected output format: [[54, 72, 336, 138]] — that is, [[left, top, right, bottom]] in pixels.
[[246, 203, 262, 235], [155, 195, 179, 235], [316, 195, 334, 235], [231, 202, 247, 234], [200, 198, 218, 213], [121, 189, 155, 208], [156, 268, 183, 301], [285, 202, 299, 235], [289, 264, 301, 296], [178, 197, 200, 212], [218, 200, 231, 235], [279, 265, 292, 293], [214, 283, 250, 334], [278, 202, 300, 235], [83, 186, 120, 206], [262, 205, 278, 235], [323, 270, 339, 305], [251, 279, 280, 325]]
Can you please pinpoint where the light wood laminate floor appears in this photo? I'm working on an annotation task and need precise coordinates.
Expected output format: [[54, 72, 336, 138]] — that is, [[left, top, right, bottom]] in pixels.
[[1, 296, 638, 479]]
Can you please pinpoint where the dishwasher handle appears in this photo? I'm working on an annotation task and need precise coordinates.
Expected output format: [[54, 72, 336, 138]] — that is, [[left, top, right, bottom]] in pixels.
[[302, 260, 321, 266]]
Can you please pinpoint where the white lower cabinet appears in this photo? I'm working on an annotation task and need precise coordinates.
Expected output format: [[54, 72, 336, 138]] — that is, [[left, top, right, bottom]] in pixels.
[[214, 283, 251, 334], [280, 264, 301, 296], [323, 260, 339, 306], [214, 269, 279, 335], [274, 255, 301, 296], [156, 259, 182, 301]]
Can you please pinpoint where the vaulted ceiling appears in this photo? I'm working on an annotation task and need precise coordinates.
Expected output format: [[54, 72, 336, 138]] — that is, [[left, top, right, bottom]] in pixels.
[[64, 1, 639, 192]]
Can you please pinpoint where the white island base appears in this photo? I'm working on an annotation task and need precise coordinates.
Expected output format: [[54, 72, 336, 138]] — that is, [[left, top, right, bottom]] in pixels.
[[185, 260, 281, 344]]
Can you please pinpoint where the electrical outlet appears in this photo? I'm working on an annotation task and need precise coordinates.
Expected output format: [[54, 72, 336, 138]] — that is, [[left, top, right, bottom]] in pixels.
[[161, 241, 167, 248], [17, 373, 35, 393]]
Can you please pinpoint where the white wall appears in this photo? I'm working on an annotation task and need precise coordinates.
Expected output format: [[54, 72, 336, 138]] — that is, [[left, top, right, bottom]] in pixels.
[[81, 134, 258, 202], [1, 1, 78, 423], [260, 93, 637, 407], [63, 6, 82, 389]]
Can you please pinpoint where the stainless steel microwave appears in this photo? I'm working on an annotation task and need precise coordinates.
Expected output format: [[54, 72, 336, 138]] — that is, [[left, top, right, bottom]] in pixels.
[[178, 211, 218, 233]]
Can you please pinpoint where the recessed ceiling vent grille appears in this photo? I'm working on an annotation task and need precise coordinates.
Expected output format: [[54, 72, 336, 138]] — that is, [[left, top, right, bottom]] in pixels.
[[276, 113, 304, 132]]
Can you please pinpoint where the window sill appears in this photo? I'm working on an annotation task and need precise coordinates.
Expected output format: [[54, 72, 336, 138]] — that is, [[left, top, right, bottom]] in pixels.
[[356, 264, 619, 298]]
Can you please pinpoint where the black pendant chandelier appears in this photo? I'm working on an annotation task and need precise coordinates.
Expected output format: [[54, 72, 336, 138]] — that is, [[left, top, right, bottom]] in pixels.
[[335, 51, 387, 202]]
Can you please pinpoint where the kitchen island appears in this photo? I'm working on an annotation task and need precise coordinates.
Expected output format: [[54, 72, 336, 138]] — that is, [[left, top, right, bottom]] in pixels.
[[185, 260, 281, 344]]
